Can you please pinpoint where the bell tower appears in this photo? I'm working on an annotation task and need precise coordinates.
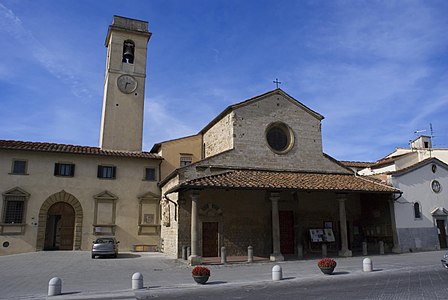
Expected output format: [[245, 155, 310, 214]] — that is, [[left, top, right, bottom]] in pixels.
[[99, 16, 152, 152]]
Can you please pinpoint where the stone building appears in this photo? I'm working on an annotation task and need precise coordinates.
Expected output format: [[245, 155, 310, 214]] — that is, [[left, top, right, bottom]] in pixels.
[[0, 16, 162, 255], [153, 89, 401, 265]]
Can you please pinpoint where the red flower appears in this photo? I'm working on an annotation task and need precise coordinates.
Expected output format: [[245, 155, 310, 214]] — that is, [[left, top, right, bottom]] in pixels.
[[317, 258, 337, 268], [192, 266, 211, 276]]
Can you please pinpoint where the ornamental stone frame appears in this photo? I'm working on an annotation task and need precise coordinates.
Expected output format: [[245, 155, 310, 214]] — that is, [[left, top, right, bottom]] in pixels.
[[36, 190, 83, 251]]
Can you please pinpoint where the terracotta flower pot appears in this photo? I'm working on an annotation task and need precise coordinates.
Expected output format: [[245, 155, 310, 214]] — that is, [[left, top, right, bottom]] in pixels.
[[319, 267, 335, 275], [193, 275, 210, 284]]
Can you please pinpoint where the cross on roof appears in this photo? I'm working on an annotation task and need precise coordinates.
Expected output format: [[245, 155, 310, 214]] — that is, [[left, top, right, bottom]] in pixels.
[[273, 78, 282, 89]]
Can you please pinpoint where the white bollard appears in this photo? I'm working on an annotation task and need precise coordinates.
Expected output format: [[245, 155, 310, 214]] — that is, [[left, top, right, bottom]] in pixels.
[[48, 277, 62, 296], [322, 243, 327, 257], [379, 241, 385, 255], [132, 272, 144, 290], [297, 244, 303, 259], [363, 258, 373, 272], [247, 246, 254, 263], [272, 265, 283, 281], [362, 242, 368, 255], [221, 246, 227, 264]]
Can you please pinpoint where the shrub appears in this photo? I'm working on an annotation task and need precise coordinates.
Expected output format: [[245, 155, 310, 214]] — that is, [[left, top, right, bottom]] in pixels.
[[317, 258, 337, 268], [192, 266, 211, 277]]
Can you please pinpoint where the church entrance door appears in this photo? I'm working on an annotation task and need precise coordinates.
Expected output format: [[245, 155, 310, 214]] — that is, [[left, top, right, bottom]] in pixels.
[[437, 220, 447, 249], [202, 222, 218, 257], [279, 211, 294, 254], [44, 202, 75, 250]]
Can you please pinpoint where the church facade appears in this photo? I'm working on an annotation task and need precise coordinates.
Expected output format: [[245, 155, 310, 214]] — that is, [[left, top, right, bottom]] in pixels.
[[154, 89, 401, 264]]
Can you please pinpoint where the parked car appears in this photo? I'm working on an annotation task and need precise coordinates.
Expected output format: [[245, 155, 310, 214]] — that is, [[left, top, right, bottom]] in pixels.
[[441, 252, 448, 269], [91, 237, 119, 258]]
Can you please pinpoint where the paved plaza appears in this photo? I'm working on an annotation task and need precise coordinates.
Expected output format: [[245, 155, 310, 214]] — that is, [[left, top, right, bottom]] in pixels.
[[0, 250, 447, 299]]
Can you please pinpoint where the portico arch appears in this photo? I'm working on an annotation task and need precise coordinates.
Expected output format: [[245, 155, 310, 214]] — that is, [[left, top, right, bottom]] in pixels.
[[36, 190, 83, 251]]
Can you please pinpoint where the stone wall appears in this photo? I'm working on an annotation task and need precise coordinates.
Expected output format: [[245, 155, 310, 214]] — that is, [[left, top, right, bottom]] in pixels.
[[397, 227, 440, 252], [203, 113, 234, 158], [160, 176, 180, 257], [199, 92, 350, 173]]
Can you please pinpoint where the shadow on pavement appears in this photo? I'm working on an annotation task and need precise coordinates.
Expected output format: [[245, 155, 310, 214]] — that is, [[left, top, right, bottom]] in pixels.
[[332, 271, 350, 275], [206, 281, 228, 285], [61, 291, 81, 295], [117, 253, 142, 259], [282, 277, 296, 280]]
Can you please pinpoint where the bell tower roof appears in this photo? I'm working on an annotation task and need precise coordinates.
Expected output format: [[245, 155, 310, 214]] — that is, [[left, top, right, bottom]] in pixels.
[[105, 15, 151, 47]]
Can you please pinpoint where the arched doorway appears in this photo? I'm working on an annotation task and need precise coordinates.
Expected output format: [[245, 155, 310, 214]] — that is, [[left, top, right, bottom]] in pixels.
[[44, 202, 75, 250], [36, 190, 83, 251]]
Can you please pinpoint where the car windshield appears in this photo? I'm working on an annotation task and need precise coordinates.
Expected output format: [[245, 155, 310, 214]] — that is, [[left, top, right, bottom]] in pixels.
[[95, 238, 114, 244]]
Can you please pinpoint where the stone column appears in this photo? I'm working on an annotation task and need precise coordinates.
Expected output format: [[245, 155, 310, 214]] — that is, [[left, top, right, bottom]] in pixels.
[[388, 196, 401, 253], [270, 192, 284, 261], [338, 194, 352, 257], [188, 190, 202, 265]]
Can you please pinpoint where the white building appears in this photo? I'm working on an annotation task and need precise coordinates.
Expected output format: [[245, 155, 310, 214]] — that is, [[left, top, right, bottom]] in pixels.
[[347, 136, 448, 252]]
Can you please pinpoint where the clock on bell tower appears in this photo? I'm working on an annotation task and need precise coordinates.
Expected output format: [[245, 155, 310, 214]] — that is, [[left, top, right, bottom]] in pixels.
[[99, 15, 152, 152]]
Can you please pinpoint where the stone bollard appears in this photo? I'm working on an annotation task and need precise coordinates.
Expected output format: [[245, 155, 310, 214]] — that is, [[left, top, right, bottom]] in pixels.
[[272, 265, 282, 281], [48, 277, 62, 296], [187, 246, 191, 258], [362, 242, 368, 256], [297, 244, 303, 259], [322, 243, 327, 257], [363, 258, 373, 272], [182, 246, 188, 260], [132, 272, 144, 290], [379, 241, 384, 255], [221, 246, 227, 264], [247, 246, 254, 263]]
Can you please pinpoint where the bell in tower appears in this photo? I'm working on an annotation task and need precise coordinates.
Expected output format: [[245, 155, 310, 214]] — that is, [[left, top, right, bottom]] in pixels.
[[122, 40, 135, 64]]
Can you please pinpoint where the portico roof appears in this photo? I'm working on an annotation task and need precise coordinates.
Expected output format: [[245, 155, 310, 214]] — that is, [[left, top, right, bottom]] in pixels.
[[167, 169, 400, 193]]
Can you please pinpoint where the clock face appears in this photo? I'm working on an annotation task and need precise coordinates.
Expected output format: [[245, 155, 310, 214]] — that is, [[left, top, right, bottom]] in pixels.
[[117, 75, 137, 94], [432, 180, 441, 193]]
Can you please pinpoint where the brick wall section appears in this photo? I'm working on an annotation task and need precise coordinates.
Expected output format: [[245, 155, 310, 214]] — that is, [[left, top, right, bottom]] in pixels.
[[203, 113, 234, 158]]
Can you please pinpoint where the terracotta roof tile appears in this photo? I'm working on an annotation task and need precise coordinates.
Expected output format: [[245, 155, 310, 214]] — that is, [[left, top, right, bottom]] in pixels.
[[339, 161, 374, 168], [0, 140, 162, 159], [171, 169, 399, 193]]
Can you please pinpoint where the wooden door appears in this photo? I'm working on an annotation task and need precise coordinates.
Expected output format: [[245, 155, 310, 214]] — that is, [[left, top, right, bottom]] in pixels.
[[437, 220, 447, 249], [202, 222, 218, 257], [44, 202, 75, 250], [279, 211, 294, 254]]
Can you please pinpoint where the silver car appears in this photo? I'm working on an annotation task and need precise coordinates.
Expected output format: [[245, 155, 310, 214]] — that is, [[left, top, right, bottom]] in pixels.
[[91, 237, 119, 258]]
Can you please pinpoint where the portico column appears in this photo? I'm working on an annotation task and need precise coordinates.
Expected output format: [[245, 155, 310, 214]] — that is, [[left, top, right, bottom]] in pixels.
[[337, 194, 352, 257], [388, 196, 401, 253], [270, 192, 284, 261], [188, 190, 202, 265]]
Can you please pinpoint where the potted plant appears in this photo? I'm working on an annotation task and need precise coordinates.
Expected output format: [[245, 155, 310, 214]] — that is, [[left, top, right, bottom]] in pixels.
[[192, 266, 211, 284], [317, 258, 337, 275]]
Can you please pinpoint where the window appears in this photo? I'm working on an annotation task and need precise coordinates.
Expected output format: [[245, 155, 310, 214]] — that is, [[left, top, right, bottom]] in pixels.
[[432, 180, 441, 193], [414, 203, 421, 219], [145, 168, 156, 181], [97, 165, 116, 179], [54, 163, 75, 177], [265, 122, 295, 154], [3, 198, 25, 224], [11, 160, 27, 175], [180, 155, 192, 167]]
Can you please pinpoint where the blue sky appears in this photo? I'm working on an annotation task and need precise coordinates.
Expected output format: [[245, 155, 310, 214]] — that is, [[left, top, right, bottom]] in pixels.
[[0, 0, 447, 162]]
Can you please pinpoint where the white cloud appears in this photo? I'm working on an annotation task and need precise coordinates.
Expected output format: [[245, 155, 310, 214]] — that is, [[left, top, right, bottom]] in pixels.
[[0, 3, 96, 100]]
